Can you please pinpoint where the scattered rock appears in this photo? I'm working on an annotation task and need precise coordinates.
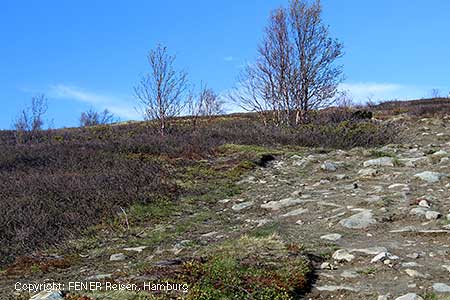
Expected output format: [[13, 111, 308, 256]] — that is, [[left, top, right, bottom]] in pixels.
[[432, 150, 448, 157], [394, 293, 423, 300], [442, 265, 450, 272], [358, 168, 378, 177], [404, 269, 427, 278], [398, 157, 430, 167], [123, 246, 147, 252], [30, 291, 64, 300], [371, 252, 399, 263], [350, 246, 387, 255], [315, 285, 359, 292], [339, 210, 376, 229], [341, 270, 359, 278], [321, 161, 338, 172], [378, 295, 390, 300], [320, 262, 334, 270], [388, 183, 408, 190], [363, 157, 394, 167], [409, 207, 428, 217], [425, 210, 442, 220], [320, 233, 342, 242], [232, 201, 254, 211], [332, 249, 355, 262], [433, 283, 450, 293], [261, 198, 306, 210], [85, 274, 112, 280], [418, 199, 431, 208], [281, 208, 308, 217], [414, 171, 446, 183], [109, 253, 126, 261]]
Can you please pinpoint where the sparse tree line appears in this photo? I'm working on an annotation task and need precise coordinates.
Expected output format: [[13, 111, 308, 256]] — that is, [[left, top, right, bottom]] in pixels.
[[15, 0, 448, 141]]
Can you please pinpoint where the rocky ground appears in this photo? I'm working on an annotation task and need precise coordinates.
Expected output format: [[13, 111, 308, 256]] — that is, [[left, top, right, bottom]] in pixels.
[[3, 116, 450, 300]]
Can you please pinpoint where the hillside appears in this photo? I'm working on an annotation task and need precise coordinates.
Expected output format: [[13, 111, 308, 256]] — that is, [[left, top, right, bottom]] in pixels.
[[2, 103, 450, 299]]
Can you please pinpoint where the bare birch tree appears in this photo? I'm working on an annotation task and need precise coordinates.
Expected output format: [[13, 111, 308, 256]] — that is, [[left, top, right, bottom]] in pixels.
[[134, 44, 188, 135], [232, 0, 343, 125], [13, 94, 48, 143]]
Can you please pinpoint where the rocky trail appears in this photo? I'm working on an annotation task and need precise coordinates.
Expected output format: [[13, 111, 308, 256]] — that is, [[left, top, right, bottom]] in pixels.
[[4, 116, 450, 300], [226, 117, 450, 300]]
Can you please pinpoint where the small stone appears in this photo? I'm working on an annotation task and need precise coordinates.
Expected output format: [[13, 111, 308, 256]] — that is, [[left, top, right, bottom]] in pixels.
[[261, 198, 306, 210], [339, 210, 376, 229], [30, 291, 64, 300], [401, 262, 421, 267], [363, 157, 394, 167], [85, 274, 112, 280], [123, 246, 147, 252], [358, 168, 378, 177], [418, 200, 431, 208], [332, 249, 354, 262], [316, 285, 359, 292], [388, 183, 408, 189], [110, 253, 126, 261], [414, 171, 446, 183], [404, 269, 426, 278], [320, 233, 342, 242], [425, 211, 442, 220], [371, 252, 399, 263], [433, 283, 450, 293], [409, 207, 428, 217], [378, 295, 390, 300], [335, 174, 348, 180], [341, 270, 359, 278], [442, 265, 450, 272], [432, 150, 448, 156], [281, 208, 308, 217], [350, 247, 387, 255], [321, 161, 338, 172], [394, 293, 423, 300], [320, 262, 333, 270], [232, 201, 254, 211]]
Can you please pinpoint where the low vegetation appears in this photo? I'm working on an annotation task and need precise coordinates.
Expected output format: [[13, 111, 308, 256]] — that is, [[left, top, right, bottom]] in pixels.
[[0, 112, 400, 265]]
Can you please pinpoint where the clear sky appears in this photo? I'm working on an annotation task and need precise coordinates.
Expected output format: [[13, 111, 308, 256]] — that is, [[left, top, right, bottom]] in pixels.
[[1, 0, 449, 129]]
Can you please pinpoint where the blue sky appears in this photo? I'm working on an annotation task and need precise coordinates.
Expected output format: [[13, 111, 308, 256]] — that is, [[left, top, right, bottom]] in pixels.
[[1, 0, 449, 129]]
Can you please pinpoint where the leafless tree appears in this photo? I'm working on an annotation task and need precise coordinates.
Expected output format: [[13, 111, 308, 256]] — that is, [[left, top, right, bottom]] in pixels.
[[13, 94, 48, 143], [187, 84, 224, 129], [430, 88, 441, 98], [134, 44, 189, 135], [80, 108, 116, 127], [231, 0, 343, 125], [198, 86, 224, 117]]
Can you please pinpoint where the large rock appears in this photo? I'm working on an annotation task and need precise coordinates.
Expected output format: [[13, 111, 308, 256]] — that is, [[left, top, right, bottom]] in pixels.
[[363, 157, 394, 167], [30, 291, 64, 300], [339, 210, 376, 229], [414, 171, 446, 183]]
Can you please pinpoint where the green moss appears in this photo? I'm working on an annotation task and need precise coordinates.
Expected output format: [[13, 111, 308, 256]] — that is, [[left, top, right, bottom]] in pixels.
[[181, 235, 310, 300], [249, 222, 281, 238]]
